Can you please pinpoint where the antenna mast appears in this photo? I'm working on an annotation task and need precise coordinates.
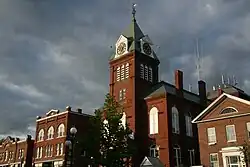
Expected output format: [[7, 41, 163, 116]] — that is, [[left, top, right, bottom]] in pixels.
[[195, 38, 202, 82]]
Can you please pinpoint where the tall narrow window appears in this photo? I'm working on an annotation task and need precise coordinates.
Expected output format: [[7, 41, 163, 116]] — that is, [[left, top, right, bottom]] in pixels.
[[148, 67, 153, 82], [185, 113, 193, 137], [121, 65, 125, 80], [58, 124, 65, 137], [207, 127, 217, 144], [47, 126, 54, 139], [119, 89, 126, 101], [209, 153, 219, 167], [121, 112, 126, 129], [125, 63, 129, 79], [145, 65, 148, 80], [173, 145, 181, 167], [38, 129, 44, 141], [172, 107, 180, 134], [116, 67, 120, 82], [188, 149, 195, 166], [140, 64, 144, 79], [149, 107, 159, 134], [247, 122, 250, 139], [226, 125, 236, 142]]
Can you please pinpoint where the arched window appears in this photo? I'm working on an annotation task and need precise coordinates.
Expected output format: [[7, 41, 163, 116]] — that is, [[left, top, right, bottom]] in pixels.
[[125, 63, 129, 79], [121, 112, 126, 129], [149, 145, 159, 158], [140, 64, 144, 79], [149, 67, 153, 82], [116, 67, 120, 82], [145, 65, 148, 80], [185, 113, 193, 137], [47, 126, 54, 139], [121, 65, 125, 80], [149, 107, 159, 134], [38, 129, 44, 141], [220, 107, 238, 114], [172, 107, 180, 134], [57, 124, 65, 137], [173, 145, 182, 167]]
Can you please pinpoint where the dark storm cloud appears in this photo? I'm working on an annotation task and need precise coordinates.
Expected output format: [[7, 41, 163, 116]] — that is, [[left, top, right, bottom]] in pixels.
[[0, 0, 249, 137]]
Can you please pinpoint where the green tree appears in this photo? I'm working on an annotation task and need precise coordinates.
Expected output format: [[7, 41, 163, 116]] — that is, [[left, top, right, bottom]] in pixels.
[[82, 93, 137, 167], [240, 141, 250, 167]]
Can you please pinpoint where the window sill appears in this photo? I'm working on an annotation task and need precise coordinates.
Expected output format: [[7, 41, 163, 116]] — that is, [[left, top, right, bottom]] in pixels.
[[227, 140, 237, 143], [208, 142, 216, 146]]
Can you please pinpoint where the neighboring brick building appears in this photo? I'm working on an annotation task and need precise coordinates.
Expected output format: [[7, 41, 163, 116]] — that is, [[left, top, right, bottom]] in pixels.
[[34, 106, 91, 167], [192, 93, 250, 167], [0, 135, 34, 167], [108, 10, 207, 166]]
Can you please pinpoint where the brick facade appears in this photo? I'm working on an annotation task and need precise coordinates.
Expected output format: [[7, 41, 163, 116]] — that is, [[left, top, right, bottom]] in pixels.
[[193, 93, 250, 167], [0, 135, 34, 167]]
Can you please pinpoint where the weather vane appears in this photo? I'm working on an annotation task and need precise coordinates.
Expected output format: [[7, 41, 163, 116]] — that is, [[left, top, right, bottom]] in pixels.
[[132, 3, 137, 20]]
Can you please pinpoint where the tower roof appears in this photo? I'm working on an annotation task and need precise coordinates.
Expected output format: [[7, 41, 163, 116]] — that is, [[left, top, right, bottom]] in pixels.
[[109, 4, 159, 61]]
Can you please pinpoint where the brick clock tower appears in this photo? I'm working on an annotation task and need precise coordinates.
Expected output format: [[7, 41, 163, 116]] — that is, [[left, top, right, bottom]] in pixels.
[[109, 5, 160, 165]]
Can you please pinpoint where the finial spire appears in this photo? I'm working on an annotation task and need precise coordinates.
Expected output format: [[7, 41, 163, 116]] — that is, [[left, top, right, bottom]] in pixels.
[[132, 3, 137, 21]]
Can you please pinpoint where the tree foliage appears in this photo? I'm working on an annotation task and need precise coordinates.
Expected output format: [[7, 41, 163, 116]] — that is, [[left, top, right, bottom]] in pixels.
[[241, 142, 250, 166], [82, 93, 137, 167]]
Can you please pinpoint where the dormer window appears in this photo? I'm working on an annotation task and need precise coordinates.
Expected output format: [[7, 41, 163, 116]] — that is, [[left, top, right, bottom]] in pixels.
[[38, 129, 44, 141], [57, 124, 65, 137], [220, 107, 238, 114], [47, 126, 54, 140], [116, 67, 120, 82]]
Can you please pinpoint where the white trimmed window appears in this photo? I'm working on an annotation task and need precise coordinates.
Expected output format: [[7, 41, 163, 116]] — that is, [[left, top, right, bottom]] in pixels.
[[209, 153, 219, 167], [188, 149, 195, 166], [56, 143, 64, 156], [148, 67, 153, 82], [149, 145, 159, 158], [149, 107, 159, 134], [45, 145, 53, 157], [116, 67, 120, 81], [119, 89, 126, 101], [173, 145, 182, 167], [47, 126, 54, 139], [185, 113, 193, 137], [121, 65, 125, 80], [57, 124, 65, 137], [140, 64, 144, 79], [38, 129, 44, 141], [207, 127, 216, 144], [121, 112, 126, 129], [246, 122, 250, 139], [36, 147, 42, 159], [226, 125, 236, 142], [125, 63, 129, 79], [172, 107, 180, 134], [145, 65, 148, 80]]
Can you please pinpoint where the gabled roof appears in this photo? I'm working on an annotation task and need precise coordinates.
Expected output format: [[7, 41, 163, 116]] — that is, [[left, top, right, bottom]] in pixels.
[[192, 93, 250, 123], [140, 156, 164, 167], [144, 81, 201, 104]]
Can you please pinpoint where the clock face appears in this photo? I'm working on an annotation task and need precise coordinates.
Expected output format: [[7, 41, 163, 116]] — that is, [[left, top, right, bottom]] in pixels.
[[143, 43, 152, 55], [117, 42, 126, 55]]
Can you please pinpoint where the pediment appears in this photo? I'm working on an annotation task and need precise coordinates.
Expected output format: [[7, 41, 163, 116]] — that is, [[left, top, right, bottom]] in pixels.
[[46, 109, 59, 116], [192, 93, 250, 123], [116, 35, 128, 46], [1, 136, 16, 147], [140, 156, 164, 167]]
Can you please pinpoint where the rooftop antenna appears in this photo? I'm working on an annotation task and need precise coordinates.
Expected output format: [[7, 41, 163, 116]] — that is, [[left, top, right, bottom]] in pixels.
[[232, 75, 238, 86], [189, 84, 192, 92], [221, 74, 225, 85], [227, 76, 231, 85], [195, 38, 203, 82]]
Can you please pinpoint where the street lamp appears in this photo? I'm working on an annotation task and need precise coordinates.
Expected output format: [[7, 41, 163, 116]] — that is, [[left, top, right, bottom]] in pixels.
[[65, 126, 77, 167]]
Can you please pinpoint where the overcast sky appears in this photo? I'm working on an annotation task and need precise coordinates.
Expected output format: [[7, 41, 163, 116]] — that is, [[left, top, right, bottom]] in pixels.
[[0, 0, 250, 138]]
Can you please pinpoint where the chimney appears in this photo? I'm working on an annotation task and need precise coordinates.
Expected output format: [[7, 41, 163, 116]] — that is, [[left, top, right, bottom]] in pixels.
[[66, 106, 71, 111], [77, 108, 82, 114], [26, 135, 32, 141], [218, 85, 223, 96], [175, 70, 183, 90], [198, 80, 207, 105]]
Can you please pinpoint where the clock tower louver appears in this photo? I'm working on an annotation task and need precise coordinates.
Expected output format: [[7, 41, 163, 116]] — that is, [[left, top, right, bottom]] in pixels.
[[109, 5, 160, 166]]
